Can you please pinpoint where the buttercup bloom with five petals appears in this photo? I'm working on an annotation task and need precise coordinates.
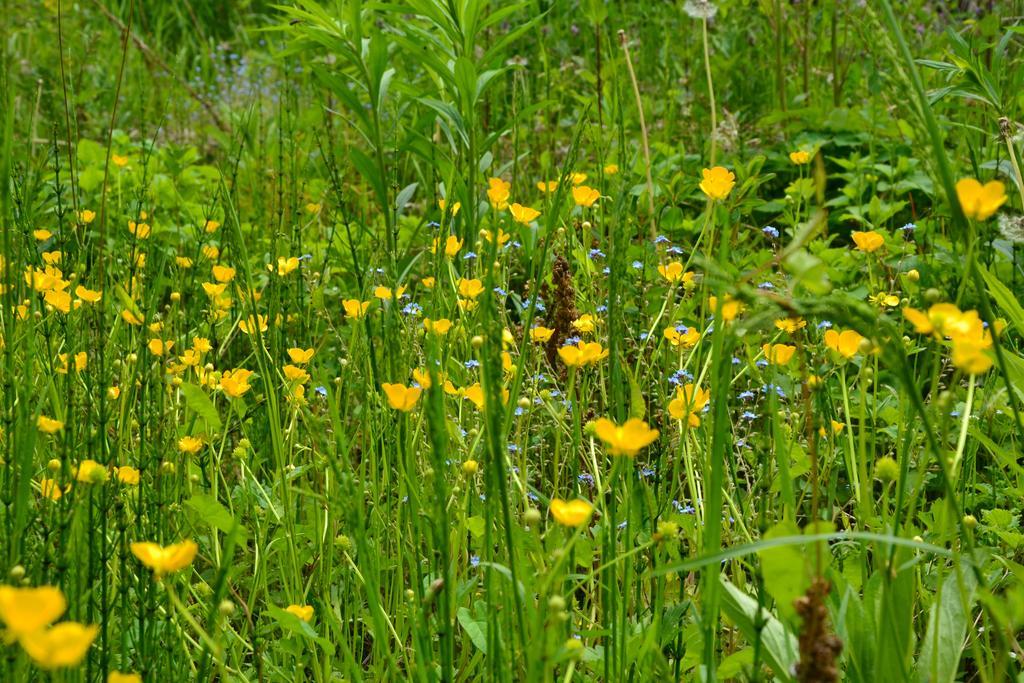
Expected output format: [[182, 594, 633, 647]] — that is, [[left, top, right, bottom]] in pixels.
[[382, 383, 422, 411], [668, 384, 710, 428], [851, 230, 884, 253], [699, 166, 735, 200], [130, 539, 198, 577], [0, 585, 66, 636], [549, 498, 594, 527], [19, 622, 99, 670], [592, 418, 659, 457], [956, 178, 1007, 221], [557, 341, 608, 367]]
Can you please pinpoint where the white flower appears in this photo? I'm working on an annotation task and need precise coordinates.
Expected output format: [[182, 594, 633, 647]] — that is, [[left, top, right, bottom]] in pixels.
[[683, 0, 718, 20]]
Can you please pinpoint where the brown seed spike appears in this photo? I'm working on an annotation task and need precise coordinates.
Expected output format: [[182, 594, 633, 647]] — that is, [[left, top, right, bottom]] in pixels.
[[794, 578, 843, 683]]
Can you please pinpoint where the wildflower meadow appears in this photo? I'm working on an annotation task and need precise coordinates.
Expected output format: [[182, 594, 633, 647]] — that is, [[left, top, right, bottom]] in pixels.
[[4, 0, 1024, 680]]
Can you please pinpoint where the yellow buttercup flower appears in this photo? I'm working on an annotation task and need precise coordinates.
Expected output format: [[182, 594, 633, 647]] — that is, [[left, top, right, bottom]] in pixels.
[[274, 256, 300, 276], [115, 466, 140, 485], [238, 315, 268, 335], [537, 180, 559, 193], [571, 185, 600, 207], [37, 415, 64, 434], [657, 262, 693, 284], [74, 285, 102, 303], [438, 198, 461, 216], [432, 235, 463, 257], [509, 203, 540, 224], [664, 325, 700, 348], [668, 384, 710, 428], [823, 329, 863, 359], [0, 585, 66, 636], [343, 299, 371, 318], [147, 339, 173, 356], [869, 292, 900, 308], [412, 368, 434, 390], [127, 221, 151, 239], [374, 285, 407, 301], [487, 177, 511, 210], [603, 163, 619, 175], [708, 295, 743, 322], [220, 368, 254, 398], [283, 364, 309, 384], [285, 604, 314, 622], [130, 540, 198, 577], [789, 150, 811, 165], [774, 317, 806, 334], [178, 436, 204, 454], [457, 278, 485, 299], [956, 178, 1007, 221], [851, 230, 884, 253], [699, 166, 735, 200], [423, 318, 453, 335], [572, 314, 597, 334], [557, 341, 608, 367], [76, 460, 109, 484], [463, 383, 485, 410], [287, 347, 315, 364], [20, 622, 98, 669], [212, 265, 236, 283], [482, 228, 512, 246], [39, 479, 66, 501], [592, 418, 659, 457], [762, 343, 796, 365], [381, 383, 422, 411], [108, 672, 142, 683], [530, 326, 554, 343], [549, 498, 593, 527]]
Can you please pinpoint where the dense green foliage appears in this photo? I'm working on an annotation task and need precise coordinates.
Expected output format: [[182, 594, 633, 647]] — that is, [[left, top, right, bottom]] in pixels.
[[3, 0, 1024, 680]]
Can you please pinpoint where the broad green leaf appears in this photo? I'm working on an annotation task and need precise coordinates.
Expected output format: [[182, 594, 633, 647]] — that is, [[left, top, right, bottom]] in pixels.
[[978, 264, 1024, 333], [179, 382, 222, 433], [720, 578, 797, 682], [918, 568, 977, 683], [457, 606, 488, 654], [267, 605, 334, 655], [758, 521, 807, 622], [186, 493, 248, 540]]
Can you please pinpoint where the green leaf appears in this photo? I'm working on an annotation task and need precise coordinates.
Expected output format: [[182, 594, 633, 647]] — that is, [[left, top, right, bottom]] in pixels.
[[758, 521, 807, 622], [628, 368, 646, 420], [457, 606, 488, 655], [185, 493, 248, 540], [179, 383, 222, 433], [465, 515, 486, 539], [782, 249, 831, 295], [267, 605, 334, 655], [918, 568, 977, 683], [978, 264, 1024, 333], [720, 578, 797, 682]]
